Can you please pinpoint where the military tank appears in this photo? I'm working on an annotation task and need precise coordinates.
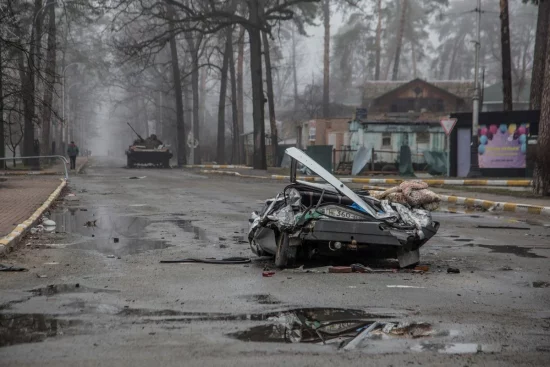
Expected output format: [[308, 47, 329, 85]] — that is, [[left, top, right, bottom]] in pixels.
[[126, 123, 172, 168]]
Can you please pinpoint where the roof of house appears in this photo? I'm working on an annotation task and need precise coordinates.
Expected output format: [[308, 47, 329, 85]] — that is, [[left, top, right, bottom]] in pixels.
[[483, 81, 531, 103], [361, 78, 475, 101], [361, 112, 444, 125]]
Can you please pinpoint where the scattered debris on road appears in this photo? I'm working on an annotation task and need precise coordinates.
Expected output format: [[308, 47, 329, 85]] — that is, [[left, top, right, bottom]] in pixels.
[[447, 267, 461, 274], [160, 257, 251, 264], [248, 148, 440, 269], [229, 307, 436, 349], [0, 263, 28, 272]]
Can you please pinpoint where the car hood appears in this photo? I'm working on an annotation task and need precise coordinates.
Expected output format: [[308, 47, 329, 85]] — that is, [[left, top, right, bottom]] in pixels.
[[286, 147, 384, 218]]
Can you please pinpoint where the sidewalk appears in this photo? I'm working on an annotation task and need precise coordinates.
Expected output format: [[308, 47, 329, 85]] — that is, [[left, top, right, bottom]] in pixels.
[[0, 176, 64, 239]]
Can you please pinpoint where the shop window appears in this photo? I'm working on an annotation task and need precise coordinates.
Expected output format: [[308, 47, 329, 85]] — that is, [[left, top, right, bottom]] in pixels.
[[382, 133, 392, 147], [416, 132, 430, 144]]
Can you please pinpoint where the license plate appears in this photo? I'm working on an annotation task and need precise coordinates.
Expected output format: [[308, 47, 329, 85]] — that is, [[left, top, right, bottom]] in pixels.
[[319, 208, 364, 220]]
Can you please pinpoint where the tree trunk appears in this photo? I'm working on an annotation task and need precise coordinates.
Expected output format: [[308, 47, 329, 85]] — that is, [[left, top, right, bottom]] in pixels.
[[530, 0, 550, 110], [23, 1, 40, 164], [199, 67, 206, 129], [322, 0, 330, 117], [0, 38, 5, 169], [167, 7, 187, 166], [236, 25, 245, 164], [500, 0, 513, 111], [248, 0, 267, 170], [41, 2, 56, 157], [262, 32, 278, 167], [392, 0, 408, 81], [186, 34, 202, 164], [228, 27, 239, 164], [374, 0, 382, 81], [291, 24, 299, 111], [217, 29, 231, 164], [533, 19, 550, 196], [411, 42, 417, 79]]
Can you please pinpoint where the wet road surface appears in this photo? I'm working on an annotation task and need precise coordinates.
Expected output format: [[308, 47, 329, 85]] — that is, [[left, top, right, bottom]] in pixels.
[[1, 157, 550, 366]]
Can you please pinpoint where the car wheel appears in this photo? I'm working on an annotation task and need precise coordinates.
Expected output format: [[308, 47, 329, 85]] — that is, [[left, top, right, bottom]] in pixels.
[[275, 232, 296, 268]]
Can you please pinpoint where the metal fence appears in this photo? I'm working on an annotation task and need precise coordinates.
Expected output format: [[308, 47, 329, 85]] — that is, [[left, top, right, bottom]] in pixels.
[[0, 155, 69, 180], [332, 147, 430, 175]]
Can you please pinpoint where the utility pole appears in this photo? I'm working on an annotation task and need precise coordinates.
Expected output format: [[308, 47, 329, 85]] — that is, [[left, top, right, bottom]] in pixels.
[[468, 0, 482, 177]]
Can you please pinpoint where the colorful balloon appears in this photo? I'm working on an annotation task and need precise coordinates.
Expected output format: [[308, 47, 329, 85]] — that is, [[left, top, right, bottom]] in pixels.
[[499, 124, 508, 134], [478, 144, 486, 155], [519, 134, 527, 144], [489, 125, 498, 135], [487, 131, 494, 140], [480, 135, 488, 145], [521, 143, 527, 154], [513, 131, 519, 140], [508, 123, 517, 135], [517, 126, 526, 135], [480, 127, 488, 136]]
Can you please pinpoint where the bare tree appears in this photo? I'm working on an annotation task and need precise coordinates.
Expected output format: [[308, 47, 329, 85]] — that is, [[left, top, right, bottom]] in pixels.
[[262, 31, 278, 164], [530, 0, 549, 110], [500, 0, 513, 111]]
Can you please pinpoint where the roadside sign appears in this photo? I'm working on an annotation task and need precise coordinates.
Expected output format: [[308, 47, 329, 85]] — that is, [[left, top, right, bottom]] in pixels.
[[440, 118, 457, 136]]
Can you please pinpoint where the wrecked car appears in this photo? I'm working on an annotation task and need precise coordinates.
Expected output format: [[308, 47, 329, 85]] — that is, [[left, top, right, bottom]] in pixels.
[[248, 148, 440, 268]]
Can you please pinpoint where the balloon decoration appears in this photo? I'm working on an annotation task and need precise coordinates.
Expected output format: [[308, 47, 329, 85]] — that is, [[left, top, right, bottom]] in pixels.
[[519, 134, 527, 144], [480, 127, 488, 136], [489, 125, 498, 135], [499, 124, 507, 134], [521, 143, 527, 154], [480, 135, 488, 145], [478, 144, 486, 155], [508, 123, 517, 135], [487, 131, 494, 140], [517, 126, 526, 135]]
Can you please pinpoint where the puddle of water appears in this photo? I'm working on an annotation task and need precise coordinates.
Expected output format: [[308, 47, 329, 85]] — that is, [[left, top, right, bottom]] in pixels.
[[121, 307, 394, 325], [0, 313, 82, 348], [48, 209, 170, 255], [478, 245, 547, 258], [410, 342, 501, 354], [240, 294, 281, 305], [29, 284, 119, 297], [70, 238, 170, 256], [532, 281, 550, 288], [168, 220, 209, 240], [230, 316, 434, 345], [50, 209, 150, 238]]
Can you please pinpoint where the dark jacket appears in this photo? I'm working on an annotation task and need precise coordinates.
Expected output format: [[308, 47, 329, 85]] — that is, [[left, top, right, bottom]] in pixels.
[[67, 143, 79, 157]]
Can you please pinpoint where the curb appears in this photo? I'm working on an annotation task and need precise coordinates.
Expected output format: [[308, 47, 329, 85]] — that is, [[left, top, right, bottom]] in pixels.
[[199, 169, 270, 179], [187, 164, 252, 169], [0, 171, 58, 176], [0, 178, 67, 256], [271, 175, 532, 187], [437, 194, 550, 216], [76, 158, 89, 174], [366, 189, 550, 217]]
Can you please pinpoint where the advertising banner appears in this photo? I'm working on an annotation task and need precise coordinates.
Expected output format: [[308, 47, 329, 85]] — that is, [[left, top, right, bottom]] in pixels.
[[478, 123, 529, 168]]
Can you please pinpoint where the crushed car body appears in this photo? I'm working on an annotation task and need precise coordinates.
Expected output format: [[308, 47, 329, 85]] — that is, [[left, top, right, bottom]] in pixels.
[[248, 147, 440, 268]]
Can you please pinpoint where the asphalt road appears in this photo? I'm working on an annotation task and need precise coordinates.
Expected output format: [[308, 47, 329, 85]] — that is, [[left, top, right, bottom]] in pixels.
[[1, 157, 550, 366]]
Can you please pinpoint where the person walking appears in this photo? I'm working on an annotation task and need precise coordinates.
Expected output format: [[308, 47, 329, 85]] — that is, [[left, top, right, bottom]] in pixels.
[[67, 141, 79, 170]]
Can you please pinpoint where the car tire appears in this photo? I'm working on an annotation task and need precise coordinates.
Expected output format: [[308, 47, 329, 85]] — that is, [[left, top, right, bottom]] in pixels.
[[275, 232, 296, 268]]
